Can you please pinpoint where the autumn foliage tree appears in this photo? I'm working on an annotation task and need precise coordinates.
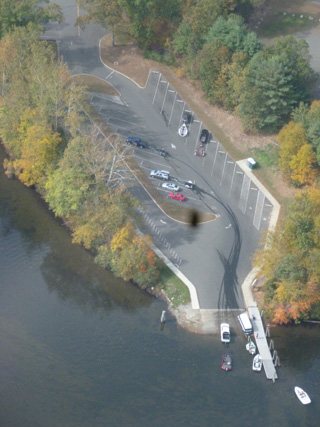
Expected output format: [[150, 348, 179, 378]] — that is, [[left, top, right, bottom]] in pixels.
[[254, 187, 320, 323]]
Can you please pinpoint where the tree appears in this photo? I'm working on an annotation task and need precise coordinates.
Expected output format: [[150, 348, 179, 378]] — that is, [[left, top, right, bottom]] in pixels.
[[278, 121, 307, 175], [45, 134, 93, 217], [289, 144, 318, 186], [206, 15, 261, 57], [194, 40, 232, 102], [239, 52, 300, 132], [0, 0, 63, 38], [15, 122, 61, 188]]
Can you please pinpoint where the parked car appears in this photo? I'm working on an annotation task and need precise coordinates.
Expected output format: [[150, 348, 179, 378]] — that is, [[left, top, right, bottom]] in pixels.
[[169, 192, 185, 201], [126, 137, 148, 148], [199, 129, 209, 143], [220, 323, 231, 343], [162, 182, 180, 191], [150, 170, 170, 180], [182, 111, 191, 124], [157, 149, 168, 157]]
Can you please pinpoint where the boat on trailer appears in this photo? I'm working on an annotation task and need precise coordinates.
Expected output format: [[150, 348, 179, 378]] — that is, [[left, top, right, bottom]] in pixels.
[[252, 354, 262, 371], [221, 354, 232, 371], [178, 123, 188, 137], [294, 387, 311, 404]]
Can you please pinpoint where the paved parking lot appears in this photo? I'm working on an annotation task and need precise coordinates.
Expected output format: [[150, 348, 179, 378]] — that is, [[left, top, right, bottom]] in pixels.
[[90, 72, 274, 234]]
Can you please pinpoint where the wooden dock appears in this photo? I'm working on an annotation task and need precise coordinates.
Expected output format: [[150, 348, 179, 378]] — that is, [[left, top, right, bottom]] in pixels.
[[248, 306, 278, 381]]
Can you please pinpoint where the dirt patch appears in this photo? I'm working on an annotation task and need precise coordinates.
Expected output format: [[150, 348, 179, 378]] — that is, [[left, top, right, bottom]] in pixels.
[[100, 34, 296, 204]]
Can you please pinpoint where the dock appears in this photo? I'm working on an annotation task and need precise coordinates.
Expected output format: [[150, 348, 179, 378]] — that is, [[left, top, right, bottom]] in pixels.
[[248, 306, 278, 381]]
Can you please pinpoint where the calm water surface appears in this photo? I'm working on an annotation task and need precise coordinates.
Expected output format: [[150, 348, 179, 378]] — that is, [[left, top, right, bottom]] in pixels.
[[0, 149, 319, 427]]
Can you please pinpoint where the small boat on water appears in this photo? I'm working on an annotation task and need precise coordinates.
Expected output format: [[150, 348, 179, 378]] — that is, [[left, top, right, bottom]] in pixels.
[[252, 354, 262, 371], [178, 123, 188, 137], [221, 354, 232, 371], [294, 387, 311, 405], [246, 339, 256, 355]]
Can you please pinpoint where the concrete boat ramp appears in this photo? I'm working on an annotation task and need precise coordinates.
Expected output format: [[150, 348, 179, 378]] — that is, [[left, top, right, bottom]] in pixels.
[[248, 306, 278, 381]]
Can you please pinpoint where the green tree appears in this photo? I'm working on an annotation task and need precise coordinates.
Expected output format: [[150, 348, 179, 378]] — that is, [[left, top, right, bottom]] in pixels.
[[206, 15, 261, 57], [0, 0, 63, 37], [194, 40, 232, 102]]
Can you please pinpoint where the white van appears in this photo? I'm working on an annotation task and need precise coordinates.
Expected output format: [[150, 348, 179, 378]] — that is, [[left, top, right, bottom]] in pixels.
[[238, 312, 253, 335]]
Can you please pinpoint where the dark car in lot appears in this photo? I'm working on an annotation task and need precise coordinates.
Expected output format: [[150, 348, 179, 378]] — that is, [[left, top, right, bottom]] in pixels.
[[182, 111, 191, 124], [199, 129, 209, 144], [126, 137, 148, 148]]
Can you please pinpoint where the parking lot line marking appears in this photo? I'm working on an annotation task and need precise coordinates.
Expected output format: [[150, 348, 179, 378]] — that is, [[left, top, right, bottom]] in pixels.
[[176, 99, 183, 103], [193, 119, 200, 123], [220, 153, 228, 186], [160, 82, 170, 114], [169, 91, 177, 124], [152, 70, 160, 74], [105, 70, 114, 80], [265, 203, 273, 207], [152, 72, 162, 104], [227, 160, 234, 164], [229, 163, 237, 195], [250, 187, 258, 190], [218, 150, 225, 154], [239, 175, 251, 213], [236, 171, 243, 174], [160, 80, 167, 83], [211, 141, 219, 176], [168, 89, 175, 93]]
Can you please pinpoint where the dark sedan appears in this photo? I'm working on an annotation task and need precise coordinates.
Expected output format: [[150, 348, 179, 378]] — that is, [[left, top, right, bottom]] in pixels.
[[199, 129, 209, 143]]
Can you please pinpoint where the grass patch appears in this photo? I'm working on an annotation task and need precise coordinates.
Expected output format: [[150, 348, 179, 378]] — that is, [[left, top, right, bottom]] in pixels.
[[258, 12, 316, 38], [249, 144, 279, 168], [72, 75, 120, 97], [156, 263, 191, 308]]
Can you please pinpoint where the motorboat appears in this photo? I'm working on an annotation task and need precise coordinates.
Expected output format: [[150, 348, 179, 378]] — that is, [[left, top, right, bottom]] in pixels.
[[246, 339, 256, 355], [221, 354, 232, 371], [178, 123, 188, 137], [252, 354, 262, 371], [220, 323, 230, 343], [294, 387, 311, 404]]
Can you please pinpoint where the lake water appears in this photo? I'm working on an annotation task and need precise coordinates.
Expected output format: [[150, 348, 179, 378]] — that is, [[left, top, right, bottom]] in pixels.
[[0, 147, 319, 426]]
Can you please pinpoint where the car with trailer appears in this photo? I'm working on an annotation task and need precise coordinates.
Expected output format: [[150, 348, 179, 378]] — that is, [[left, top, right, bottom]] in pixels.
[[126, 137, 149, 148]]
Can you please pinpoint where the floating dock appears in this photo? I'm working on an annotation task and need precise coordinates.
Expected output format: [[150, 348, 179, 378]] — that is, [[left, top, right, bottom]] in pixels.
[[248, 306, 278, 381]]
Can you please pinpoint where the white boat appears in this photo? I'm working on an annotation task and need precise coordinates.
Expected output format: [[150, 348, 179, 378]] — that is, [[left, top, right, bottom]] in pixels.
[[294, 387, 311, 405], [252, 354, 262, 371], [178, 123, 188, 137], [246, 339, 256, 355]]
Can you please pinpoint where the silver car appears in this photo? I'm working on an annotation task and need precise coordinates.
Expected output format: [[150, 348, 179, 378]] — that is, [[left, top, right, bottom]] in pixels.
[[161, 182, 180, 191], [150, 170, 170, 180]]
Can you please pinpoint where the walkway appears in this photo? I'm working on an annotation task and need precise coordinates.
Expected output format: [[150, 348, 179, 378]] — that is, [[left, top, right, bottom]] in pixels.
[[248, 306, 278, 381]]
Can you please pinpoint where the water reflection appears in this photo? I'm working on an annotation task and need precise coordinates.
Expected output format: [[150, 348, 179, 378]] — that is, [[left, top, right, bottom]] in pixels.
[[0, 146, 153, 313]]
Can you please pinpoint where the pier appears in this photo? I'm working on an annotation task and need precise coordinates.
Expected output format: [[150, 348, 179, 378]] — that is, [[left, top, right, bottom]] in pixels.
[[248, 306, 278, 381]]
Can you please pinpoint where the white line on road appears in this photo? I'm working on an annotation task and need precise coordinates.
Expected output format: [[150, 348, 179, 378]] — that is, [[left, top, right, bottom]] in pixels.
[[160, 219, 167, 224], [105, 70, 114, 80], [225, 224, 232, 229]]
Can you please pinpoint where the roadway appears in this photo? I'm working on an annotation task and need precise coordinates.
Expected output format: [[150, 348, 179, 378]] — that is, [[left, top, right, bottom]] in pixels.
[[44, 0, 274, 310]]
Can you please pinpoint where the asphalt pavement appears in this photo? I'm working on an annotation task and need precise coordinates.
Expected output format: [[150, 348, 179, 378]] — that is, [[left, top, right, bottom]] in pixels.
[[44, 0, 276, 311]]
